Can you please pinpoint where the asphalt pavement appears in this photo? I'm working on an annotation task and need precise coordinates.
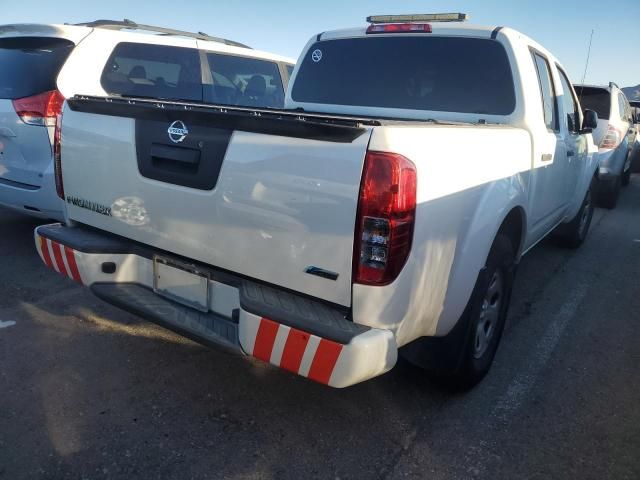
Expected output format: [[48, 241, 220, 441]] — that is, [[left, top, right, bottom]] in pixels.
[[1, 178, 639, 480]]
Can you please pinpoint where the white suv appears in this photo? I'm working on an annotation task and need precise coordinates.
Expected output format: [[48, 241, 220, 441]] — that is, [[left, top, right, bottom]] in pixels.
[[574, 83, 635, 208], [0, 20, 294, 220]]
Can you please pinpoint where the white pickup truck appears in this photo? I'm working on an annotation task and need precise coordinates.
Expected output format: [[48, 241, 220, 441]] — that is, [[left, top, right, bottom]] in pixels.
[[36, 15, 599, 389]]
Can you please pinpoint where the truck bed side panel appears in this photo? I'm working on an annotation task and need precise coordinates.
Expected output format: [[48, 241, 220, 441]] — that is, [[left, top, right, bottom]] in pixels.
[[353, 125, 532, 345]]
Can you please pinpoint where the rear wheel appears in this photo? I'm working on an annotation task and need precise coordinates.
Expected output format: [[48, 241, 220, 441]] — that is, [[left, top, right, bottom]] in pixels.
[[455, 234, 515, 387], [400, 234, 516, 390]]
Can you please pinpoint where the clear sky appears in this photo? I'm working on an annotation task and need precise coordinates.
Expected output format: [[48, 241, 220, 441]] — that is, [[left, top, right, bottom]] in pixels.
[[3, 0, 639, 88]]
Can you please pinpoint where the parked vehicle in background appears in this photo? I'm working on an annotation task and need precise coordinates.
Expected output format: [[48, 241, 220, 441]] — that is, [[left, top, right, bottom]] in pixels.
[[575, 83, 634, 207], [0, 25, 83, 220], [0, 20, 294, 220], [36, 14, 599, 389]]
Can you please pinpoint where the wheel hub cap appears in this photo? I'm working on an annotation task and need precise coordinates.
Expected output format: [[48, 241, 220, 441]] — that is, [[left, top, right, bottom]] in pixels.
[[474, 270, 504, 359]]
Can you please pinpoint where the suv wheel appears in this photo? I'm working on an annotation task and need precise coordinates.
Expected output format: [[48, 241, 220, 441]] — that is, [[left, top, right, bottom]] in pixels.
[[622, 160, 631, 187], [598, 175, 621, 209]]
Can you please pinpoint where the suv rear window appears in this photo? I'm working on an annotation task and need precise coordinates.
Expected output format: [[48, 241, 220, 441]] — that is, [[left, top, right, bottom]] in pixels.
[[101, 42, 202, 102], [0, 37, 74, 99], [574, 86, 610, 120], [291, 36, 516, 115], [205, 53, 285, 108]]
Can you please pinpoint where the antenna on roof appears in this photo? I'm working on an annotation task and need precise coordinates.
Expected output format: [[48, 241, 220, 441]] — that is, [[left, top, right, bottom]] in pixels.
[[578, 29, 594, 103]]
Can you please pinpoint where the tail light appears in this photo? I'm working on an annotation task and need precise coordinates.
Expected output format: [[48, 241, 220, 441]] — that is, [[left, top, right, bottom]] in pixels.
[[599, 124, 622, 150], [366, 23, 432, 34], [12, 90, 64, 126], [53, 111, 64, 199], [354, 151, 417, 285], [13, 90, 66, 199]]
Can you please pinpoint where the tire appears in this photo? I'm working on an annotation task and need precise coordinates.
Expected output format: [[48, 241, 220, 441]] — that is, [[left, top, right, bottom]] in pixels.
[[598, 175, 621, 209], [400, 234, 516, 390], [554, 180, 595, 249]]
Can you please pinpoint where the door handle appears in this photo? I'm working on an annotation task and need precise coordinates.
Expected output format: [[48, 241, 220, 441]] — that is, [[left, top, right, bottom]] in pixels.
[[567, 151, 575, 157], [541, 153, 553, 162]]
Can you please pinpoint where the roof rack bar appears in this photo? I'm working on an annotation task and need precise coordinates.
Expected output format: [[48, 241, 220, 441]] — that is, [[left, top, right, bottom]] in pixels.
[[609, 81, 619, 90], [73, 19, 251, 49]]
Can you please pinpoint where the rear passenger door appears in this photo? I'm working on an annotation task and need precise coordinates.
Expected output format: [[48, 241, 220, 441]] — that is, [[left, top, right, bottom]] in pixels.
[[556, 67, 587, 204], [528, 50, 568, 239], [200, 51, 286, 109]]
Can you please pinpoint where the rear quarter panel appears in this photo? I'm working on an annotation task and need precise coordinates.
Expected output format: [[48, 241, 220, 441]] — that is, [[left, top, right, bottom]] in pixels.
[[353, 125, 532, 345]]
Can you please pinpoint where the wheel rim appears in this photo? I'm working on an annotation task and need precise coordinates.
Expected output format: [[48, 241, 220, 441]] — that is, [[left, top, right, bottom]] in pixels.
[[473, 270, 504, 359], [579, 189, 593, 237]]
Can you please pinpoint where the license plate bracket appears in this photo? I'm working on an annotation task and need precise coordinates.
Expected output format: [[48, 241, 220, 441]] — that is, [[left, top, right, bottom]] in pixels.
[[153, 255, 209, 312]]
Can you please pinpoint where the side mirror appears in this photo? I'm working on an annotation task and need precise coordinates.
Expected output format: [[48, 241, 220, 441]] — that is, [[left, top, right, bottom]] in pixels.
[[582, 109, 598, 132]]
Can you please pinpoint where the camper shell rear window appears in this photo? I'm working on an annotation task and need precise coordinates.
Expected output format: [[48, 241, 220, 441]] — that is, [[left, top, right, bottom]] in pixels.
[[291, 36, 516, 115]]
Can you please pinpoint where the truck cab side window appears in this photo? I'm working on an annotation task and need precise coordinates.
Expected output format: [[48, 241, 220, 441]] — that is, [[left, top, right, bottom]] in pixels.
[[557, 68, 580, 133], [531, 51, 558, 132]]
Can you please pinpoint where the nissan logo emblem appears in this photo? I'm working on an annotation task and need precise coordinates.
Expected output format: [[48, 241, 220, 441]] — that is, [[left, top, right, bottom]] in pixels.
[[167, 120, 188, 143]]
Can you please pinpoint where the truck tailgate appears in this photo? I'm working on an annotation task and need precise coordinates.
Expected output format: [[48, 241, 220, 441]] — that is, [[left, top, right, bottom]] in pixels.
[[60, 98, 374, 306]]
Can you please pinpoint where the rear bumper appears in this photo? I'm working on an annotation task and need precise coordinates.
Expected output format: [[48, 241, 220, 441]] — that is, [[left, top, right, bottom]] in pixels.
[[34, 223, 397, 388], [596, 145, 628, 180]]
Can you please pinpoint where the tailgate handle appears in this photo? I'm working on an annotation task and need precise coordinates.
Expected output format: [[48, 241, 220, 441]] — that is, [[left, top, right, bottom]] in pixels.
[[151, 144, 200, 166], [150, 143, 201, 174]]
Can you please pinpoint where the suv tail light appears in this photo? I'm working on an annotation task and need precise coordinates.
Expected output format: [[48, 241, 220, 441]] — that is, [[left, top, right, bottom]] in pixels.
[[12, 90, 65, 126], [53, 110, 64, 199], [13, 90, 66, 199], [354, 151, 417, 285], [599, 124, 622, 150]]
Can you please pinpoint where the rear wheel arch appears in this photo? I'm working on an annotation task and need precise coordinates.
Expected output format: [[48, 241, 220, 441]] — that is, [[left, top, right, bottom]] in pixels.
[[496, 206, 526, 260]]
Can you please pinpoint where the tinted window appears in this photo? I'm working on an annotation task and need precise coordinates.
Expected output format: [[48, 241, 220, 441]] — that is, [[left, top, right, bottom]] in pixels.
[[0, 37, 74, 99], [291, 37, 516, 115], [574, 86, 610, 120], [531, 52, 557, 131], [205, 54, 284, 108], [101, 42, 202, 102], [557, 68, 580, 133]]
